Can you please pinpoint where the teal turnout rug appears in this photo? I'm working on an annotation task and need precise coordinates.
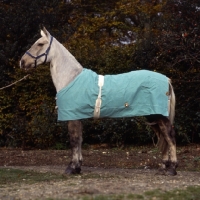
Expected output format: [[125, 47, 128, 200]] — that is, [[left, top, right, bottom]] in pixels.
[[56, 69, 169, 121]]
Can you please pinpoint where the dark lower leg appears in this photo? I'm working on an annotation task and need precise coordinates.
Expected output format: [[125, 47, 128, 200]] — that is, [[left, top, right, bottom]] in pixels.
[[65, 120, 83, 174], [155, 135, 171, 175], [158, 118, 178, 176]]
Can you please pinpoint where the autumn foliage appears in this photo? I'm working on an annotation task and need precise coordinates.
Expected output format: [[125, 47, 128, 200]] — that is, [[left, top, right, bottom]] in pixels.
[[0, 0, 199, 148]]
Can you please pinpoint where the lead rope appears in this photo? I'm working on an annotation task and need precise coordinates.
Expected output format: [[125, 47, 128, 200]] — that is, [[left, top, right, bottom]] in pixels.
[[0, 74, 30, 90]]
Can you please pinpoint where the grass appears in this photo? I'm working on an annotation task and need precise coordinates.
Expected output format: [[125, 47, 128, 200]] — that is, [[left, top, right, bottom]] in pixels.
[[194, 156, 200, 162], [52, 187, 200, 200], [0, 168, 200, 200], [144, 186, 200, 200], [0, 168, 119, 186], [43, 186, 200, 200], [0, 168, 66, 185], [68, 187, 200, 200]]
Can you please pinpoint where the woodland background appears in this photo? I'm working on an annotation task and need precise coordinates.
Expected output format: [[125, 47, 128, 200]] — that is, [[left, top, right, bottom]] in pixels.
[[0, 0, 199, 148]]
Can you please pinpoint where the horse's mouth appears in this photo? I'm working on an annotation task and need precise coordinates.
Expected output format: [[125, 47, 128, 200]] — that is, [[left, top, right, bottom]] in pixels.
[[20, 60, 35, 70]]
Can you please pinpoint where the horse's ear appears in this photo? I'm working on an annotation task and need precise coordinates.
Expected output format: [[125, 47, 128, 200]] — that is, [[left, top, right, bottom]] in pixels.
[[41, 27, 50, 39]]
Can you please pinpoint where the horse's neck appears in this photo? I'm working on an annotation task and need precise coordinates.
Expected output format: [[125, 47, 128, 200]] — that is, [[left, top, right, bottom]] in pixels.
[[50, 39, 83, 92]]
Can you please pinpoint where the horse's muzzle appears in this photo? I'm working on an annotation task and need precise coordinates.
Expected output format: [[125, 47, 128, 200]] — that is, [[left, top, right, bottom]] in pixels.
[[20, 59, 34, 70]]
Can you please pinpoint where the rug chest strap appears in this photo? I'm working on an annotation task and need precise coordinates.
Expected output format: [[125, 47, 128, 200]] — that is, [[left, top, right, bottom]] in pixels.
[[94, 75, 104, 118]]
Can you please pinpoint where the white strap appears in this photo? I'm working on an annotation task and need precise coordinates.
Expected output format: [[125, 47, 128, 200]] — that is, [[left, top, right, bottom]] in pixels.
[[98, 75, 104, 88], [94, 75, 104, 118]]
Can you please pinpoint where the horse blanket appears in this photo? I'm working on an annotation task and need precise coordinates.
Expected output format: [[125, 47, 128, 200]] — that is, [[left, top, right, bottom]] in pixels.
[[56, 69, 169, 121]]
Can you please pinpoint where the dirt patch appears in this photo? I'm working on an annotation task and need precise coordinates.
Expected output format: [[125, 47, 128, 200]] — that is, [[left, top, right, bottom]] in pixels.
[[0, 145, 200, 199]]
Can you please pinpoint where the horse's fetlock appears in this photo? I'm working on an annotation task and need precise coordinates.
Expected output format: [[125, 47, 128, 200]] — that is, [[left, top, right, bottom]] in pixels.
[[171, 161, 178, 169], [162, 160, 170, 168], [163, 161, 178, 176]]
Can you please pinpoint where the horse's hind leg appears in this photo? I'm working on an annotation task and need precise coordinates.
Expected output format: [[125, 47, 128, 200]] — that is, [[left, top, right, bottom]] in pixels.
[[147, 123, 169, 172], [147, 123, 169, 174], [65, 120, 83, 174], [157, 117, 178, 175]]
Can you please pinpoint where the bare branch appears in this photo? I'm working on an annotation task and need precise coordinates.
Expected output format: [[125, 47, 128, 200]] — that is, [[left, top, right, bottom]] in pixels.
[[0, 74, 30, 90]]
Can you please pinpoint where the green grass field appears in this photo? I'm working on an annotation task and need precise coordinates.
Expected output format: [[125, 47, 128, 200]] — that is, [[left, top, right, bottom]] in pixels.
[[0, 168, 200, 200]]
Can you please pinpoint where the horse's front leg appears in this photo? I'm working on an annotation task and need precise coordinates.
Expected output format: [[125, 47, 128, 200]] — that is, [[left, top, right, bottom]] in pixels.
[[65, 120, 83, 174]]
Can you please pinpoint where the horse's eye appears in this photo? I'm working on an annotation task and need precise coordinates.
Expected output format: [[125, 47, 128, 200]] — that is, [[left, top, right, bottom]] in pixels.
[[38, 43, 44, 46]]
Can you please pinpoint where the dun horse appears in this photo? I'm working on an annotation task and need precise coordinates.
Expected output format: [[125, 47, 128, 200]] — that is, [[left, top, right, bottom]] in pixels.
[[20, 27, 178, 176]]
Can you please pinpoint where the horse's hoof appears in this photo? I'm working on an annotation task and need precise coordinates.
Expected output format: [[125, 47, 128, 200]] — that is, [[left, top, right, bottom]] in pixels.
[[155, 167, 177, 176], [65, 166, 74, 175], [165, 162, 178, 176], [74, 167, 81, 174], [65, 166, 81, 175], [166, 168, 177, 176]]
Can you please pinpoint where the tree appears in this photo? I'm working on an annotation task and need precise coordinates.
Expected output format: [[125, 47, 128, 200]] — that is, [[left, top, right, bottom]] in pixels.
[[155, 0, 200, 142], [0, 0, 199, 147]]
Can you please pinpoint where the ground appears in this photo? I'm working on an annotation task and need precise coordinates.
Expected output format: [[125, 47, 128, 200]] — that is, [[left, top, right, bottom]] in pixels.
[[0, 144, 200, 199]]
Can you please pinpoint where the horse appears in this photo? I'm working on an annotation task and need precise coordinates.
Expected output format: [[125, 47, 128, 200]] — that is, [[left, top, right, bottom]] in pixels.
[[20, 27, 178, 176]]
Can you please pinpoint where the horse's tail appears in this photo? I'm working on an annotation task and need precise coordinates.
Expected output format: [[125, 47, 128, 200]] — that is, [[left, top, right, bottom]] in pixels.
[[155, 80, 175, 154], [168, 79, 176, 125]]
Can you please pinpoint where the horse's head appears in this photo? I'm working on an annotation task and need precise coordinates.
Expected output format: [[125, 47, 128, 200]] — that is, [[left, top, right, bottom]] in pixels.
[[20, 27, 53, 69]]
